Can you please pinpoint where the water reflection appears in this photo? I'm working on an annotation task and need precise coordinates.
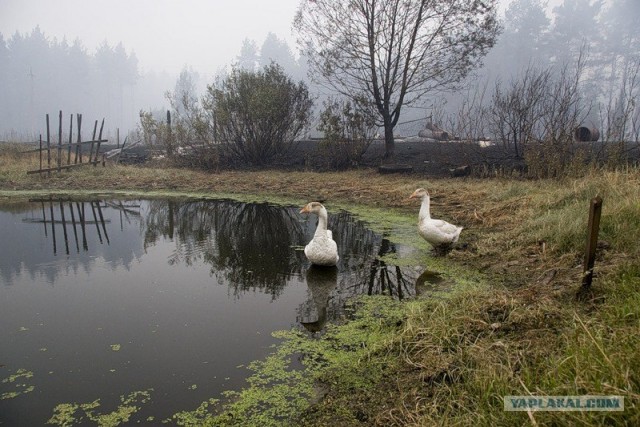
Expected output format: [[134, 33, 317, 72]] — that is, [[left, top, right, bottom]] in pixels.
[[1, 200, 146, 285], [22, 198, 112, 254], [138, 199, 422, 302], [4, 197, 422, 302], [297, 266, 338, 333], [415, 270, 453, 296], [0, 197, 428, 425], [143, 200, 307, 298]]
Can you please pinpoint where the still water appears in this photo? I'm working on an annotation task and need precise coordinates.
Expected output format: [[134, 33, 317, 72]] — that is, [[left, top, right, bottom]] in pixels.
[[0, 197, 423, 425]]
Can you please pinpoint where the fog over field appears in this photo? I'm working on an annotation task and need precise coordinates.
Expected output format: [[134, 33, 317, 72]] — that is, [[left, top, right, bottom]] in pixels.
[[0, 0, 636, 143]]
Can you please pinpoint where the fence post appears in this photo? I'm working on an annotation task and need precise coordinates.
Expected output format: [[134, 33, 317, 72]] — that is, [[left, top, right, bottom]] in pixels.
[[94, 118, 105, 165], [166, 110, 173, 156], [39, 134, 43, 175], [58, 110, 62, 172], [67, 114, 73, 165], [579, 196, 603, 294], [89, 120, 98, 163], [76, 113, 82, 163], [46, 114, 51, 176]]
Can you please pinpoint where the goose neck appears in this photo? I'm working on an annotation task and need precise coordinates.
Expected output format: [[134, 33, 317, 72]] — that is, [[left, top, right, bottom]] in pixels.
[[419, 195, 431, 221], [314, 208, 329, 236]]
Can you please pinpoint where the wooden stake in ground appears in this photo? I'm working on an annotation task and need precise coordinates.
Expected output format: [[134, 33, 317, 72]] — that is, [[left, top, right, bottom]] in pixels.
[[46, 114, 51, 176], [580, 196, 603, 292]]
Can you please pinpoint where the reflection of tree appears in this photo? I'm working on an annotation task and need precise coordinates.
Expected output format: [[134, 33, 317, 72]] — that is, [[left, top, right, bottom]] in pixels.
[[297, 266, 337, 333], [304, 210, 420, 328], [365, 240, 417, 299], [212, 202, 306, 297], [143, 200, 420, 304], [325, 211, 418, 299], [310, 209, 382, 270], [143, 200, 306, 298], [144, 202, 419, 303], [4, 198, 423, 316]]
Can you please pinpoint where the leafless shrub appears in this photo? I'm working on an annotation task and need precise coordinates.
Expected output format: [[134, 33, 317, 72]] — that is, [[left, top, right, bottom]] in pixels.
[[488, 64, 551, 160], [446, 80, 491, 143], [524, 56, 590, 178], [165, 71, 219, 169], [137, 110, 170, 154], [597, 57, 640, 168], [442, 80, 503, 176], [314, 97, 377, 170]]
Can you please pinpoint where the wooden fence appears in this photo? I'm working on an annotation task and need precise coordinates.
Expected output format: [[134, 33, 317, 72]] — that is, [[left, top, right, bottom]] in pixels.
[[26, 111, 108, 175]]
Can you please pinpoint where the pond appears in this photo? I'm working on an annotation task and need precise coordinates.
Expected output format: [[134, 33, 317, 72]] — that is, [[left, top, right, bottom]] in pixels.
[[0, 197, 431, 425]]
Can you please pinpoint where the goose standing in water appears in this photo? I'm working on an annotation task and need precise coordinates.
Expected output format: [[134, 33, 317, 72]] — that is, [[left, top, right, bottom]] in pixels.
[[409, 188, 462, 249], [300, 202, 339, 266]]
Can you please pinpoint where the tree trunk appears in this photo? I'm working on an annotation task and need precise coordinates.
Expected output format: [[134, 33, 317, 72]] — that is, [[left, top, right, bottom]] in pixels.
[[383, 118, 395, 160]]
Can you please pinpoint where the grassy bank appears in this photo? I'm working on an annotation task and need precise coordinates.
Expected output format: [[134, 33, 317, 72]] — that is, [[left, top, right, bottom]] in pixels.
[[2, 144, 639, 426]]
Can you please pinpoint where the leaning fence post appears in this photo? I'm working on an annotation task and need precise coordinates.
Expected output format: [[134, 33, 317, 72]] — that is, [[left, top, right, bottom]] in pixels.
[[580, 196, 603, 293], [94, 118, 105, 165], [67, 114, 73, 166], [89, 120, 97, 164]]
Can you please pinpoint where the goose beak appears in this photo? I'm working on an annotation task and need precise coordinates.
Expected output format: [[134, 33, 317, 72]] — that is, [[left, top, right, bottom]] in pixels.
[[300, 205, 310, 214]]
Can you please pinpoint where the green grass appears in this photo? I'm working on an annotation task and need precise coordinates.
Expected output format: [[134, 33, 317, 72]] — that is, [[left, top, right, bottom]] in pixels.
[[3, 144, 639, 426], [233, 170, 640, 426]]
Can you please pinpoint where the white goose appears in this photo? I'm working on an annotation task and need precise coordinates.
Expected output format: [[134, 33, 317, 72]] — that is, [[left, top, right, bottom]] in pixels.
[[409, 188, 463, 248], [300, 202, 339, 266]]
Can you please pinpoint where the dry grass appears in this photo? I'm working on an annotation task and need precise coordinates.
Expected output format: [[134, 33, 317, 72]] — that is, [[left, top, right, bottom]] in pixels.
[[2, 145, 639, 426]]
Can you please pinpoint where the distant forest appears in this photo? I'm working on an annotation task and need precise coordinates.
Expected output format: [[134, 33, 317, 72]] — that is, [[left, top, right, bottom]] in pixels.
[[0, 26, 145, 141], [0, 25, 306, 142], [0, 0, 638, 142]]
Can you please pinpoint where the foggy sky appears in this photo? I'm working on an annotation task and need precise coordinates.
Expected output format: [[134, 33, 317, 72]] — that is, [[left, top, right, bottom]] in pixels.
[[0, 0, 566, 76], [0, 0, 301, 74], [0, 0, 614, 139]]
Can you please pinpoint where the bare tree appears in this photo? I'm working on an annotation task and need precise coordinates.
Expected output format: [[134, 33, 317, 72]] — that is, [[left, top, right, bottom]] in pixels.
[[446, 79, 491, 143], [602, 57, 640, 143], [294, 0, 501, 159], [316, 96, 377, 169], [488, 65, 551, 158], [529, 57, 590, 177], [165, 68, 217, 163], [598, 57, 640, 167]]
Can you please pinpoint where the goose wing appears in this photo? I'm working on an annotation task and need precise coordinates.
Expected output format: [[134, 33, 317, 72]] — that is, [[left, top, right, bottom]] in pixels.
[[419, 218, 462, 244], [431, 219, 461, 235]]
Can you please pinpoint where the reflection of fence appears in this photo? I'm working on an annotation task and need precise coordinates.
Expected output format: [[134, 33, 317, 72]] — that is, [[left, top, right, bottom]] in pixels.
[[25, 111, 107, 175], [23, 198, 111, 255]]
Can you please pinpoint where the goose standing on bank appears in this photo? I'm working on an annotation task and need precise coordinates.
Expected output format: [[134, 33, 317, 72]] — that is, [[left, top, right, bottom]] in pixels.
[[409, 188, 463, 248], [300, 202, 339, 266]]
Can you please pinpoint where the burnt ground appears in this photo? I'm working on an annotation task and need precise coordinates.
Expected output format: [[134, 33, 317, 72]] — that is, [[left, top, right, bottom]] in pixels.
[[296, 138, 640, 177], [292, 138, 521, 178], [112, 138, 494, 177], [113, 137, 640, 179]]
